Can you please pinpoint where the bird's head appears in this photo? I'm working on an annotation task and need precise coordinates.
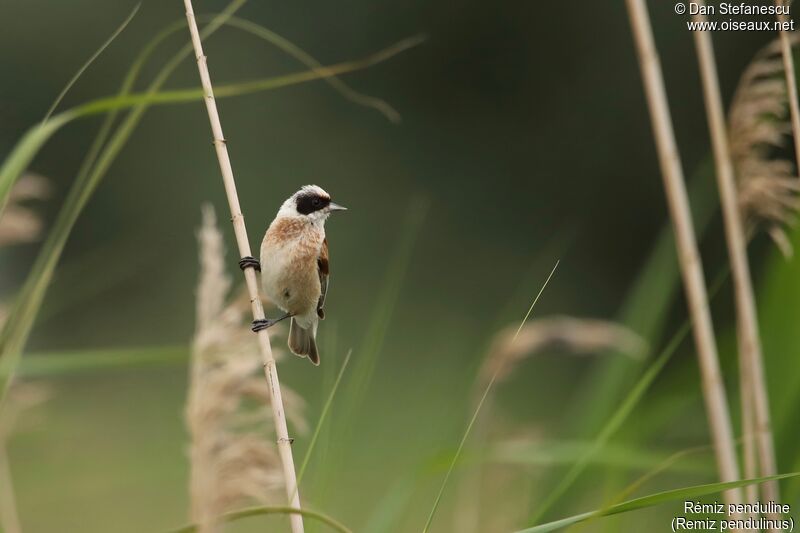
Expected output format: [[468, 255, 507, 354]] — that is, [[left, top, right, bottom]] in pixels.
[[278, 185, 347, 224]]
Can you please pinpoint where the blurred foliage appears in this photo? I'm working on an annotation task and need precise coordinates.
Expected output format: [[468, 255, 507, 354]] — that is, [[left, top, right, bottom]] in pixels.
[[1, 1, 799, 532]]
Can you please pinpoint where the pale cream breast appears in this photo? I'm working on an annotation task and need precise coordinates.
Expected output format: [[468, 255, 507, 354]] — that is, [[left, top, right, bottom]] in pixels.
[[260, 216, 325, 316]]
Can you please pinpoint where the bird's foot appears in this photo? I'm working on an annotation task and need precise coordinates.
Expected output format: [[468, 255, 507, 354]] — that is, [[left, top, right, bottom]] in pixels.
[[251, 318, 279, 332], [239, 256, 261, 272], [251, 313, 292, 332]]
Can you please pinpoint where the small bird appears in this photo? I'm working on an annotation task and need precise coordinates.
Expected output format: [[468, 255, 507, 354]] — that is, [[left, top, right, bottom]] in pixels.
[[239, 185, 346, 365]]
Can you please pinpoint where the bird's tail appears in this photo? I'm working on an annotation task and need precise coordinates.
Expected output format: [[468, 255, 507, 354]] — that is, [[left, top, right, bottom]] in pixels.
[[288, 318, 320, 365]]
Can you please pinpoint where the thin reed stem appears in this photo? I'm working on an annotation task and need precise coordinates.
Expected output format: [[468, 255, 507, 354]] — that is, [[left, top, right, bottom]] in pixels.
[[624, 0, 742, 507], [182, 2, 304, 532], [777, 0, 800, 172], [691, 8, 780, 525]]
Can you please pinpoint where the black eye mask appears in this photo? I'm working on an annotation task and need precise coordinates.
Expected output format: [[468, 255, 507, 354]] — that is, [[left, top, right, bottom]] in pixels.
[[296, 193, 331, 215]]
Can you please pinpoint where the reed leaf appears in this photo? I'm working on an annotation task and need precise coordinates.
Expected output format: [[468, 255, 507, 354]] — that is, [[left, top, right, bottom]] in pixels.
[[515, 472, 800, 533], [170, 505, 353, 533]]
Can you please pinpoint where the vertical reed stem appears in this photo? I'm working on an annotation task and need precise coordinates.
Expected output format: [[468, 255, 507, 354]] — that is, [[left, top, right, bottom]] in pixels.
[[625, 0, 743, 508], [181, 2, 304, 532], [692, 9, 780, 527], [777, 0, 800, 171]]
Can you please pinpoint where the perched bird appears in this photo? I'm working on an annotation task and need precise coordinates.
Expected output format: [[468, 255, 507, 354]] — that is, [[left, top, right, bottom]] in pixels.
[[239, 185, 346, 365]]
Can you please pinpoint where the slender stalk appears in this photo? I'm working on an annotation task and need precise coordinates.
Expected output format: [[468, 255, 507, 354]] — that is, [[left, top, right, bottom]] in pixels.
[[692, 9, 780, 525], [776, 0, 800, 171], [42, 4, 141, 124], [740, 370, 759, 510], [0, 444, 21, 533], [181, 2, 303, 532], [624, 0, 742, 508], [423, 261, 559, 533]]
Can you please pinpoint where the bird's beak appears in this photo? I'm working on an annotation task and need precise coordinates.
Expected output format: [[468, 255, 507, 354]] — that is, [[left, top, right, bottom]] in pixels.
[[328, 202, 348, 212]]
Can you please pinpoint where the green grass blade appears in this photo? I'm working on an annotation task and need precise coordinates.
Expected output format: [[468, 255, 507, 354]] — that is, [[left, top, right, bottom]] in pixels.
[[0, 31, 421, 222], [515, 472, 800, 533], [169, 505, 353, 533], [341, 199, 428, 422], [297, 349, 353, 485], [568, 162, 717, 433], [41, 3, 141, 124], [203, 15, 414, 122], [491, 440, 713, 474], [69, 34, 425, 117], [422, 260, 560, 533], [0, 3, 422, 404], [18, 345, 188, 377], [528, 321, 688, 525], [0, 113, 75, 215], [0, 0, 248, 405], [309, 200, 427, 521], [528, 267, 730, 524], [363, 474, 418, 533]]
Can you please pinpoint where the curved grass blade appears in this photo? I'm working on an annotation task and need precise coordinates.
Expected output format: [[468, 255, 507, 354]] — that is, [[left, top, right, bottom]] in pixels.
[[363, 474, 418, 533], [491, 439, 713, 474], [297, 349, 352, 485], [528, 267, 730, 524], [0, 113, 74, 214], [528, 322, 687, 524], [201, 15, 413, 123], [18, 345, 188, 377], [42, 3, 141, 124], [342, 199, 428, 420], [0, 0, 248, 406], [310, 200, 428, 519], [515, 472, 800, 533], [169, 505, 353, 533], [69, 35, 424, 116], [422, 260, 560, 533], [0, 32, 423, 220], [0, 30, 420, 404]]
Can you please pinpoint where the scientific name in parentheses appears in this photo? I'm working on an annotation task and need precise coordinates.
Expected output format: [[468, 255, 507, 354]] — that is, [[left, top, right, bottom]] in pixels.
[[689, 3, 790, 16]]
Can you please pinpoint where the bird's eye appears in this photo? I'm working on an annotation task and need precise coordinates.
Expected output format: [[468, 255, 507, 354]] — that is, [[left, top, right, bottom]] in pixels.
[[312, 198, 321, 206]]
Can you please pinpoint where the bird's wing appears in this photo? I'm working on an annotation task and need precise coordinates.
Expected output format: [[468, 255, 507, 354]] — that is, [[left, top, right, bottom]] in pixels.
[[317, 238, 329, 319]]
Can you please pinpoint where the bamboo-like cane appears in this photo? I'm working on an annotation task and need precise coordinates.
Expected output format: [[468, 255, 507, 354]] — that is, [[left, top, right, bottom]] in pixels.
[[777, 0, 800, 172], [624, 0, 743, 508], [692, 9, 780, 528], [181, 2, 304, 532]]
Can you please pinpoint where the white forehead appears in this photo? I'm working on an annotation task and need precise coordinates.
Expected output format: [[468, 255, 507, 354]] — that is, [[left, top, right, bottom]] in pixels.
[[295, 184, 330, 199]]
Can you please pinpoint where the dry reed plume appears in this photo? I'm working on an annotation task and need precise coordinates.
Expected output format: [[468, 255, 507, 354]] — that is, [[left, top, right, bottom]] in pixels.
[[0, 173, 50, 247], [776, 2, 800, 174], [458, 316, 644, 533], [477, 316, 645, 388], [188, 206, 307, 532], [730, 33, 800, 256]]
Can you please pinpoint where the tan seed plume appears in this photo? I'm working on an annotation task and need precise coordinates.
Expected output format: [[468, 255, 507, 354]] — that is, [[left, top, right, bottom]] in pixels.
[[0, 173, 50, 246], [730, 33, 800, 256], [478, 316, 645, 388], [187, 206, 306, 532]]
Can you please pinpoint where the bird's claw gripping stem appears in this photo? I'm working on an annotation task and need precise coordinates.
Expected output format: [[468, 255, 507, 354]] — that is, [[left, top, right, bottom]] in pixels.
[[239, 256, 261, 272], [251, 313, 292, 333]]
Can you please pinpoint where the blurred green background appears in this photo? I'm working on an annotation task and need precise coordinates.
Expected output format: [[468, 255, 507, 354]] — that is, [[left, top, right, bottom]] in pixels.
[[2, 1, 799, 532]]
